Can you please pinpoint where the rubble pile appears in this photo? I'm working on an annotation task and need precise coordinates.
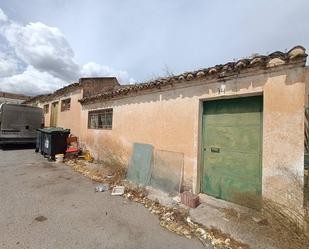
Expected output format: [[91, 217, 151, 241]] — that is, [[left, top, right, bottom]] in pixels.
[[65, 159, 249, 249]]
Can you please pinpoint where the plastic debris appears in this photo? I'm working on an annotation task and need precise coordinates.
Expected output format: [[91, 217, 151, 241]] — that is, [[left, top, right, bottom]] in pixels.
[[84, 150, 93, 162], [111, 186, 125, 196], [95, 184, 109, 192], [55, 154, 64, 163], [172, 196, 181, 203]]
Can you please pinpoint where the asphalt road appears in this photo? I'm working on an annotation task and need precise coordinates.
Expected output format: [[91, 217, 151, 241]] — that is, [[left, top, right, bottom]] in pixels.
[[0, 145, 208, 249]]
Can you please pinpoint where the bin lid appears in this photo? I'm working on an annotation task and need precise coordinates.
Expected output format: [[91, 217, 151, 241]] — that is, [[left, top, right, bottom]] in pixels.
[[38, 127, 70, 134]]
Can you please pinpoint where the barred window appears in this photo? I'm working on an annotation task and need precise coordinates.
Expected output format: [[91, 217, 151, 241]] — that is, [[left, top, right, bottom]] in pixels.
[[43, 104, 49, 114], [88, 109, 113, 129], [61, 98, 71, 111]]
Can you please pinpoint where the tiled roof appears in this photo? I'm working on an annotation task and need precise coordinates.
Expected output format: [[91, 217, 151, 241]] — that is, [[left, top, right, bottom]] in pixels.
[[23, 94, 46, 104], [79, 45, 307, 105], [53, 82, 81, 95], [24, 82, 81, 104], [24, 77, 119, 104]]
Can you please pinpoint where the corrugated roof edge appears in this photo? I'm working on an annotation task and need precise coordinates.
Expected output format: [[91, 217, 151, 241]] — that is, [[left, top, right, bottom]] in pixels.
[[79, 45, 307, 105]]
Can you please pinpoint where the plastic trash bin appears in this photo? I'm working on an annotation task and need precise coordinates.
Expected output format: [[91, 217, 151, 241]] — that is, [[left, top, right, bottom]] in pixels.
[[40, 128, 70, 160], [35, 129, 42, 153]]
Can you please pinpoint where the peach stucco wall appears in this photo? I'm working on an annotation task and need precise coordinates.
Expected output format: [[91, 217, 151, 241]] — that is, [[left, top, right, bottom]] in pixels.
[[80, 65, 306, 209], [34, 65, 306, 210], [305, 67, 309, 107], [38, 89, 82, 138], [263, 68, 305, 211]]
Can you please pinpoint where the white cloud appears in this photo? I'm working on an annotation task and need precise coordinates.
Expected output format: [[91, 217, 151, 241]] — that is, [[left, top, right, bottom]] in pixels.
[[0, 8, 7, 23], [0, 50, 19, 77], [0, 7, 134, 95], [0, 65, 65, 96], [81, 62, 135, 84], [1, 21, 80, 81]]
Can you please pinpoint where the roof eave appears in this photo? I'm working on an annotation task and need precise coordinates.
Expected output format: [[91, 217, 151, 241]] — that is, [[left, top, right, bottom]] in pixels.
[[79, 47, 307, 105]]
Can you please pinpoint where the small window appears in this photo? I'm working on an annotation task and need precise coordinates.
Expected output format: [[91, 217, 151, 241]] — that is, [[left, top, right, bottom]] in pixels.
[[88, 109, 113, 129], [43, 104, 49, 114], [61, 98, 71, 111]]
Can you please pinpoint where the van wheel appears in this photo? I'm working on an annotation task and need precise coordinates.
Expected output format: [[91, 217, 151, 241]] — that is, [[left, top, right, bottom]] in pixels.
[[35, 148, 39, 153]]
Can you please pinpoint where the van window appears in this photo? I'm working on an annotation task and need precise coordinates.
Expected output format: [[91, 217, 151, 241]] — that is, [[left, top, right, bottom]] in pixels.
[[61, 98, 71, 112]]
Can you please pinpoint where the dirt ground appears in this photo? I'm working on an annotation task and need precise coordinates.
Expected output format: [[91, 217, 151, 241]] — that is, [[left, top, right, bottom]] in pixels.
[[0, 145, 209, 249]]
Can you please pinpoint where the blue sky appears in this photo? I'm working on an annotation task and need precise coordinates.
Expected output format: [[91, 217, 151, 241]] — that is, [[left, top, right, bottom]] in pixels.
[[0, 0, 308, 95]]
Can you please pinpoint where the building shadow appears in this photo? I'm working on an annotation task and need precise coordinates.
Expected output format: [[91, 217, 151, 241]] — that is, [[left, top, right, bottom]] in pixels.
[[0, 143, 36, 151]]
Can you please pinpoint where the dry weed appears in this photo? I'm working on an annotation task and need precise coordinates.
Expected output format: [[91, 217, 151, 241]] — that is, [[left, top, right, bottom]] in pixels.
[[261, 198, 309, 249]]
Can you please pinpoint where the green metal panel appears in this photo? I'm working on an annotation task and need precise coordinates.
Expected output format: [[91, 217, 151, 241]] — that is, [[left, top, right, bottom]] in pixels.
[[127, 143, 154, 186], [201, 96, 263, 207]]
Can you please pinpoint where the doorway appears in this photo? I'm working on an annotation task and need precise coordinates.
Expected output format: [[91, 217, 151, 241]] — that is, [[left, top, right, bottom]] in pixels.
[[201, 96, 263, 206], [50, 101, 59, 127]]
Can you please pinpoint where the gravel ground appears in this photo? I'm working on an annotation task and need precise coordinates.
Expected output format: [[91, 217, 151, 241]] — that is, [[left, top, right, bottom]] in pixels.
[[0, 145, 209, 249]]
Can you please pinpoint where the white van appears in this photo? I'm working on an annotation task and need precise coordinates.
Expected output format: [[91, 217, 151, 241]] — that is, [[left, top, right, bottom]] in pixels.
[[0, 103, 43, 144]]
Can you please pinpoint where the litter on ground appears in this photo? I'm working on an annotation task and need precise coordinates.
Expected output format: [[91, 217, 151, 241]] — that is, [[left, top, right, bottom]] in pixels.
[[64, 159, 250, 249], [111, 186, 125, 196], [95, 184, 109, 192]]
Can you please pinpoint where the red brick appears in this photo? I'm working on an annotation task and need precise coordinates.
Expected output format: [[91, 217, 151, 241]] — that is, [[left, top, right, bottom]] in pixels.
[[180, 191, 200, 208]]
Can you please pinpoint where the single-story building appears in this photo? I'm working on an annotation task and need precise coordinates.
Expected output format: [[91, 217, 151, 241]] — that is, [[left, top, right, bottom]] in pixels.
[[25, 46, 309, 216], [25, 77, 119, 137]]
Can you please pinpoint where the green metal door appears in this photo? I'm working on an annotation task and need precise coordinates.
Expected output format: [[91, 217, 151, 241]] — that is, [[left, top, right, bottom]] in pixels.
[[201, 96, 263, 206]]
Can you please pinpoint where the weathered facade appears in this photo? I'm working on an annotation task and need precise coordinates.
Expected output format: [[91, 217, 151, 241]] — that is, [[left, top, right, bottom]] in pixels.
[[25, 78, 119, 137], [26, 46, 308, 214]]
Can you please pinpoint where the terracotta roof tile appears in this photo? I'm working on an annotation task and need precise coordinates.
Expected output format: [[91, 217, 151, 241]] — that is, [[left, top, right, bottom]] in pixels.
[[24, 82, 80, 104], [79, 45, 307, 105]]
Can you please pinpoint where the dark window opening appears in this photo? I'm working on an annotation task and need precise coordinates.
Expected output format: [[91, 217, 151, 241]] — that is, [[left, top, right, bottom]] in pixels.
[[61, 98, 71, 111], [88, 108, 113, 129], [43, 104, 49, 114]]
